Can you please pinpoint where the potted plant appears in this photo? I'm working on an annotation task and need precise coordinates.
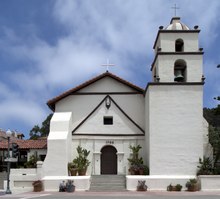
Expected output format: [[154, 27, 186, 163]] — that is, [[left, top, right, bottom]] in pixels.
[[32, 180, 43, 192], [73, 146, 90, 176], [167, 184, 174, 191], [167, 184, 182, 191], [139, 164, 145, 175], [186, 178, 198, 192], [25, 154, 38, 168], [175, 184, 182, 191], [128, 145, 149, 175], [68, 162, 78, 176], [66, 180, 75, 192], [137, 180, 147, 191], [129, 165, 139, 175]]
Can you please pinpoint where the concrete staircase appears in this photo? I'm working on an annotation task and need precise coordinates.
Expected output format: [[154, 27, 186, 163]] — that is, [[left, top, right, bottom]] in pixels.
[[89, 175, 126, 192]]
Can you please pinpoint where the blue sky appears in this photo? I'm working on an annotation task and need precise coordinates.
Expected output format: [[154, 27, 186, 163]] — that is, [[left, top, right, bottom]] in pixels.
[[0, 0, 219, 139]]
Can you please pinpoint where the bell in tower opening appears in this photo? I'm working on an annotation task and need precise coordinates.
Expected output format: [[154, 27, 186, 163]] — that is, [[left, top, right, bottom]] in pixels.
[[174, 69, 184, 82], [174, 59, 186, 82]]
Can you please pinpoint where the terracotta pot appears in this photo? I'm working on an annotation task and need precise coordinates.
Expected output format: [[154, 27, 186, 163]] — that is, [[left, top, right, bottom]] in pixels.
[[33, 181, 43, 192], [139, 169, 144, 175], [70, 168, 78, 176], [187, 184, 198, 192], [129, 168, 135, 175], [78, 168, 87, 176]]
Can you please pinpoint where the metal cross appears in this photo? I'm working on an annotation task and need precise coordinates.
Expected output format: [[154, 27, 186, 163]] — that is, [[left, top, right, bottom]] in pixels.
[[171, 4, 180, 16], [101, 58, 115, 72]]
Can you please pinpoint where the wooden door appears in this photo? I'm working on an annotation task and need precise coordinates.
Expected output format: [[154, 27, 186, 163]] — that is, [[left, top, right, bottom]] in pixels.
[[101, 146, 117, 174]]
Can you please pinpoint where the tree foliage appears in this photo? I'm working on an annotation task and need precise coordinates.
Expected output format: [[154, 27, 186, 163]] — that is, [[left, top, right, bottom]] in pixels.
[[203, 82, 220, 173], [203, 107, 220, 127], [29, 113, 53, 139], [208, 125, 220, 170]]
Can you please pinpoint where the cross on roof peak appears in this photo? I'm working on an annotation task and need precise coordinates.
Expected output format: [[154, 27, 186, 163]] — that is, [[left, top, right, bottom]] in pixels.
[[171, 3, 180, 17], [101, 58, 115, 72]]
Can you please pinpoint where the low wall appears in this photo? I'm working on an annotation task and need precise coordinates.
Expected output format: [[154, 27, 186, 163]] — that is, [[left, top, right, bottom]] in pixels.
[[6, 167, 90, 193], [199, 175, 220, 191], [5, 168, 38, 193], [126, 175, 195, 191], [42, 176, 90, 191]]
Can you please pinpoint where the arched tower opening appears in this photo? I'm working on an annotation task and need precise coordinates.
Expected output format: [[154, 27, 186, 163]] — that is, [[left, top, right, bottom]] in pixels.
[[175, 39, 184, 52]]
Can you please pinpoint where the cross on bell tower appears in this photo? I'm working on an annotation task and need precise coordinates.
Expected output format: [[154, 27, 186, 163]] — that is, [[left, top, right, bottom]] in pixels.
[[171, 4, 180, 16]]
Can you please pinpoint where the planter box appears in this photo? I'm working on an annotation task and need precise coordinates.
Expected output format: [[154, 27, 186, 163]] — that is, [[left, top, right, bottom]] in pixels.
[[199, 175, 220, 191], [42, 176, 90, 191], [126, 175, 193, 191]]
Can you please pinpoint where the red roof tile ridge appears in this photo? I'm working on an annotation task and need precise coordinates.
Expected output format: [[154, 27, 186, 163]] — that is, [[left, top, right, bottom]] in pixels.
[[0, 139, 47, 149]]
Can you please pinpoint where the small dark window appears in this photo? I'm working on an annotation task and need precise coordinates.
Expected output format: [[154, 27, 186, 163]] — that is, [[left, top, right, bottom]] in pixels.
[[40, 155, 46, 161], [103, 116, 113, 125]]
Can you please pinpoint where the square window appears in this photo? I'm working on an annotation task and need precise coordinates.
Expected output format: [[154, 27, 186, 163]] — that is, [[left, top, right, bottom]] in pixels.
[[103, 116, 113, 125]]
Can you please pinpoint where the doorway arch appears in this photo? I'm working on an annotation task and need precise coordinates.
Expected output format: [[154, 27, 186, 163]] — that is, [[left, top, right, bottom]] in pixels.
[[101, 145, 117, 174]]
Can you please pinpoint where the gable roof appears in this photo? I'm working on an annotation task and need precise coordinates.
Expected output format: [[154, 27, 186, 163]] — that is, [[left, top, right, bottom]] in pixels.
[[0, 139, 47, 150], [47, 72, 144, 111], [72, 95, 145, 135]]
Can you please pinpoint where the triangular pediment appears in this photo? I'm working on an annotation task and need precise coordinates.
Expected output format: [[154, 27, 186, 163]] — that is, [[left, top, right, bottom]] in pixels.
[[72, 95, 144, 136], [47, 72, 144, 111]]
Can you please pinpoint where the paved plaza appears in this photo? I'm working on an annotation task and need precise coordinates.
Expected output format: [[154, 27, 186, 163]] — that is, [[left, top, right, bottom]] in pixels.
[[1, 191, 220, 199]]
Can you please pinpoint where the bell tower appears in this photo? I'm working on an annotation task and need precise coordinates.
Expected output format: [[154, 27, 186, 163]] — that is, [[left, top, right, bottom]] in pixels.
[[151, 17, 204, 83], [145, 17, 205, 176]]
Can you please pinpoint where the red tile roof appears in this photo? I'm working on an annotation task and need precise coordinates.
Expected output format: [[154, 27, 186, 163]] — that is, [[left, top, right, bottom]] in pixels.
[[47, 71, 144, 111], [0, 139, 47, 149]]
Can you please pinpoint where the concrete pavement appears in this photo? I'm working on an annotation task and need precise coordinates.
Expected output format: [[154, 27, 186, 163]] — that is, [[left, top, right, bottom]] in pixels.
[[0, 191, 220, 199]]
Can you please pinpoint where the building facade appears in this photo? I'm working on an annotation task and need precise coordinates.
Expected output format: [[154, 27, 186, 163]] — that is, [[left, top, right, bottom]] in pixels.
[[42, 17, 209, 182]]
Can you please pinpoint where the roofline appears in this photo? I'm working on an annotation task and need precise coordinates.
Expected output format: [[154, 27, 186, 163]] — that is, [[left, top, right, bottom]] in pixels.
[[153, 29, 200, 49], [47, 72, 144, 111]]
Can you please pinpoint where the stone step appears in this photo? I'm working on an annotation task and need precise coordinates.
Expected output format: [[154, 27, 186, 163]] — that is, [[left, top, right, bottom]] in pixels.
[[89, 187, 127, 192], [89, 175, 126, 192]]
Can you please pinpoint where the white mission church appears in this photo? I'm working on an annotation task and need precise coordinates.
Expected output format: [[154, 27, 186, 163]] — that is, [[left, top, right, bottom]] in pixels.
[[41, 17, 210, 190]]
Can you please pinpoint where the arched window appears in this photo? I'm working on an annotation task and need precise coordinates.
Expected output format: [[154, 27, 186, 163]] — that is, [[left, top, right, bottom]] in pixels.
[[175, 39, 184, 52], [174, 59, 187, 82]]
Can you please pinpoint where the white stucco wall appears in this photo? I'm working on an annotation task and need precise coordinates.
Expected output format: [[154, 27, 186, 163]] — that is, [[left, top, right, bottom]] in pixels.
[[52, 77, 146, 176], [144, 90, 150, 167], [160, 33, 199, 52], [70, 136, 145, 175], [147, 84, 204, 175], [79, 77, 136, 93], [203, 118, 212, 158], [152, 31, 203, 83], [75, 102, 143, 135], [55, 78, 145, 130], [154, 32, 199, 52], [156, 54, 203, 82], [42, 112, 72, 177]]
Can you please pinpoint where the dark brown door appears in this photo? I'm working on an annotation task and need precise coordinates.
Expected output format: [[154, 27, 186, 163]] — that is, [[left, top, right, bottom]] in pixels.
[[101, 146, 117, 174]]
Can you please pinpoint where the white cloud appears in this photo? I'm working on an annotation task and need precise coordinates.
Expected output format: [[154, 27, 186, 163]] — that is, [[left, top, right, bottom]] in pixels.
[[0, 0, 220, 135]]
